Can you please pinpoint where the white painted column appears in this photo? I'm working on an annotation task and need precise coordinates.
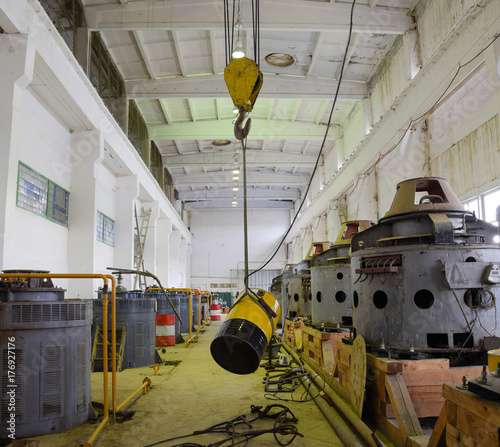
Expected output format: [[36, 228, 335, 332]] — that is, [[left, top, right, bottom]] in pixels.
[[0, 34, 35, 269], [114, 175, 139, 290], [169, 229, 181, 287], [67, 130, 103, 298], [156, 216, 172, 286], [141, 201, 159, 278], [178, 237, 188, 287], [185, 243, 192, 288]]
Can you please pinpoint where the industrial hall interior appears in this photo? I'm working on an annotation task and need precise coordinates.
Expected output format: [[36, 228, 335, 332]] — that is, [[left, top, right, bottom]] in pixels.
[[2, 0, 500, 446]]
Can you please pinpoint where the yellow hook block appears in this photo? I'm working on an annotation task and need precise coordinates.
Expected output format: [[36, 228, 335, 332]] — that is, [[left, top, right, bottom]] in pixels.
[[224, 57, 263, 112]]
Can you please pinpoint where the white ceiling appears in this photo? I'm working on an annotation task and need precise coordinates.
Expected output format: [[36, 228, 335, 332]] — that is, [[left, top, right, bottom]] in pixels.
[[81, 0, 416, 209]]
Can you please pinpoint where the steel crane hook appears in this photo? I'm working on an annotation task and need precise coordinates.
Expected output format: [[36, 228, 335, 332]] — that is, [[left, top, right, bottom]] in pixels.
[[234, 106, 252, 140]]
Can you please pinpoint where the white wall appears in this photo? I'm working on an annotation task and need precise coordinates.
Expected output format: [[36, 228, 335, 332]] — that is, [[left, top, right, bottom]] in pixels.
[[4, 88, 71, 290], [189, 208, 289, 291], [0, 2, 192, 297]]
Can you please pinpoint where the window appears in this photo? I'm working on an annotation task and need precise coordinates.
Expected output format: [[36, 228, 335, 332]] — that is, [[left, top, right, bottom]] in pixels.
[[96, 211, 114, 246], [463, 186, 500, 243], [17, 162, 69, 227]]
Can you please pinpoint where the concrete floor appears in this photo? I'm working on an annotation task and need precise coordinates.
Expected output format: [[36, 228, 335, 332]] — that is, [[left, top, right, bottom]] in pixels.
[[23, 317, 345, 447]]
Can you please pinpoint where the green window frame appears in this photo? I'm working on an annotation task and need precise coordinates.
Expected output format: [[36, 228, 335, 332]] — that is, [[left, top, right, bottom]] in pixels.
[[96, 211, 115, 246], [16, 162, 70, 227]]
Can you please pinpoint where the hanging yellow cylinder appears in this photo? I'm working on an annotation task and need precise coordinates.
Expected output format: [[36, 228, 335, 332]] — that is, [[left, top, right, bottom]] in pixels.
[[210, 289, 281, 374]]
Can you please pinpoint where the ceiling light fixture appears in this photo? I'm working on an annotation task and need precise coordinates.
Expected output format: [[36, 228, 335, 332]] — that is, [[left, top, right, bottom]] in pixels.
[[232, 40, 245, 59], [232, 8, 245, 59]]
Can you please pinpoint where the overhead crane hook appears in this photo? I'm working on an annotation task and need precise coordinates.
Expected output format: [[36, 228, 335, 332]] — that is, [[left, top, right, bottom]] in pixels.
[[234, 106, 251, 140]]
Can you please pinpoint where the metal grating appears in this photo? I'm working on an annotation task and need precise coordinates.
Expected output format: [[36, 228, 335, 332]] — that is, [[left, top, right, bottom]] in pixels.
[[75, 342, 87, 413], [11, 303, 87, 323], [41, 345, 63, 420]]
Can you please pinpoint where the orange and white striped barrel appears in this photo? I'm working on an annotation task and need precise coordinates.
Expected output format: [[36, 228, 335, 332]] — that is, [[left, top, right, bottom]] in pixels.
[[210, 304, 221, 321], [156, 314, 175, 346]]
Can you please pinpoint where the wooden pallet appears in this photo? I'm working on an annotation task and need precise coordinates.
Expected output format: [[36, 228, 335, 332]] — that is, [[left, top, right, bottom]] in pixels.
[[330, 340, 484, 447], [300, 325, 348, 378], [366, 358, 483, 420], [429, 383, 500, 447]]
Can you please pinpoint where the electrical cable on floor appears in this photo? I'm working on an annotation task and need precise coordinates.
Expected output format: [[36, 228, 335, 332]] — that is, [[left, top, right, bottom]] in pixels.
[[264, 371, 327, 403], [143, 404, 302, 447]]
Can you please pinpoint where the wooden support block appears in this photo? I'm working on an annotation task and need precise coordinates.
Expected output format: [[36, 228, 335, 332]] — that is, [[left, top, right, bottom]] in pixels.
[[403, 366, 483, 387], [322, 339, 335, 374], [456, 405, 499, 446], [370, 411, 404, 447], [367, 353, 403, 373], [402, 358, 449, 371], [447, 400, 457, 426], [427, 399, 447, 447], [443, 384, 500, 427], [446, 424, 489, 447], [385, 373, 423, 438], [407, 435, 430, 447]]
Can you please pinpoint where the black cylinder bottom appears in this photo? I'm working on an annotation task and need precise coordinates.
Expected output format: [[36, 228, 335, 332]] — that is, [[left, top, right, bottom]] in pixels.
[[210, 318, 268, 374]]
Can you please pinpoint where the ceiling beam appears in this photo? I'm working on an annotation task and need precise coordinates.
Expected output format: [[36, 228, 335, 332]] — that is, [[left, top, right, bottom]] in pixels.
[[125, 74, 367, 100], [150, 118, 335, 140], [172, 171, 310, 186], [183, 199, 294, 210], [85, 1, 410, 34], [131, 30, 157, 79], [163, 149, 319, 167], [177, 187, 300, 200]]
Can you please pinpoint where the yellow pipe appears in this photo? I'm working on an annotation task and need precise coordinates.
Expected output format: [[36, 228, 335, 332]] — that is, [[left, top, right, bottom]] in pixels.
[[83, 415, 109, 447], [198, 293, 201, 329], [189, 290, 192, 340], [0, 272, 117, 445], [116, 377, 151, 412], [184, 290, 195, 348]]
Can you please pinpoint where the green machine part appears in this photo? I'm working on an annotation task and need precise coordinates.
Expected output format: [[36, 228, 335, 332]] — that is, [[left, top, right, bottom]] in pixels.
[[216, 292, 232, 307]]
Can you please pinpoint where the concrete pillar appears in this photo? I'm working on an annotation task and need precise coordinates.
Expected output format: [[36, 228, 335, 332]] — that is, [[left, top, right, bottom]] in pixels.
[[185, 243, 192, 288], [141, 201, 159, 278], [169, 229, 181, 287], [178, 238, 188, 287], [114, 175, 139, 290], [156, 216, 172, 286], [0, 34, 35, 269], [67, 130, 103, 297]]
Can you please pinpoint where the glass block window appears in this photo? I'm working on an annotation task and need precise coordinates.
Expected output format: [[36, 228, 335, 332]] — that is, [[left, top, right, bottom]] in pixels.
[[49, 183, 70, 226], [97, 211, 114, 246], [17, 163, 49, 217], [17, 163, 69, 227]]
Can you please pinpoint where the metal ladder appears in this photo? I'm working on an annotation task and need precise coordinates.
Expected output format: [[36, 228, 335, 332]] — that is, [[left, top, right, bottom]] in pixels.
[[91, 324, 127, 372], [134, 206, 152, 289]]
